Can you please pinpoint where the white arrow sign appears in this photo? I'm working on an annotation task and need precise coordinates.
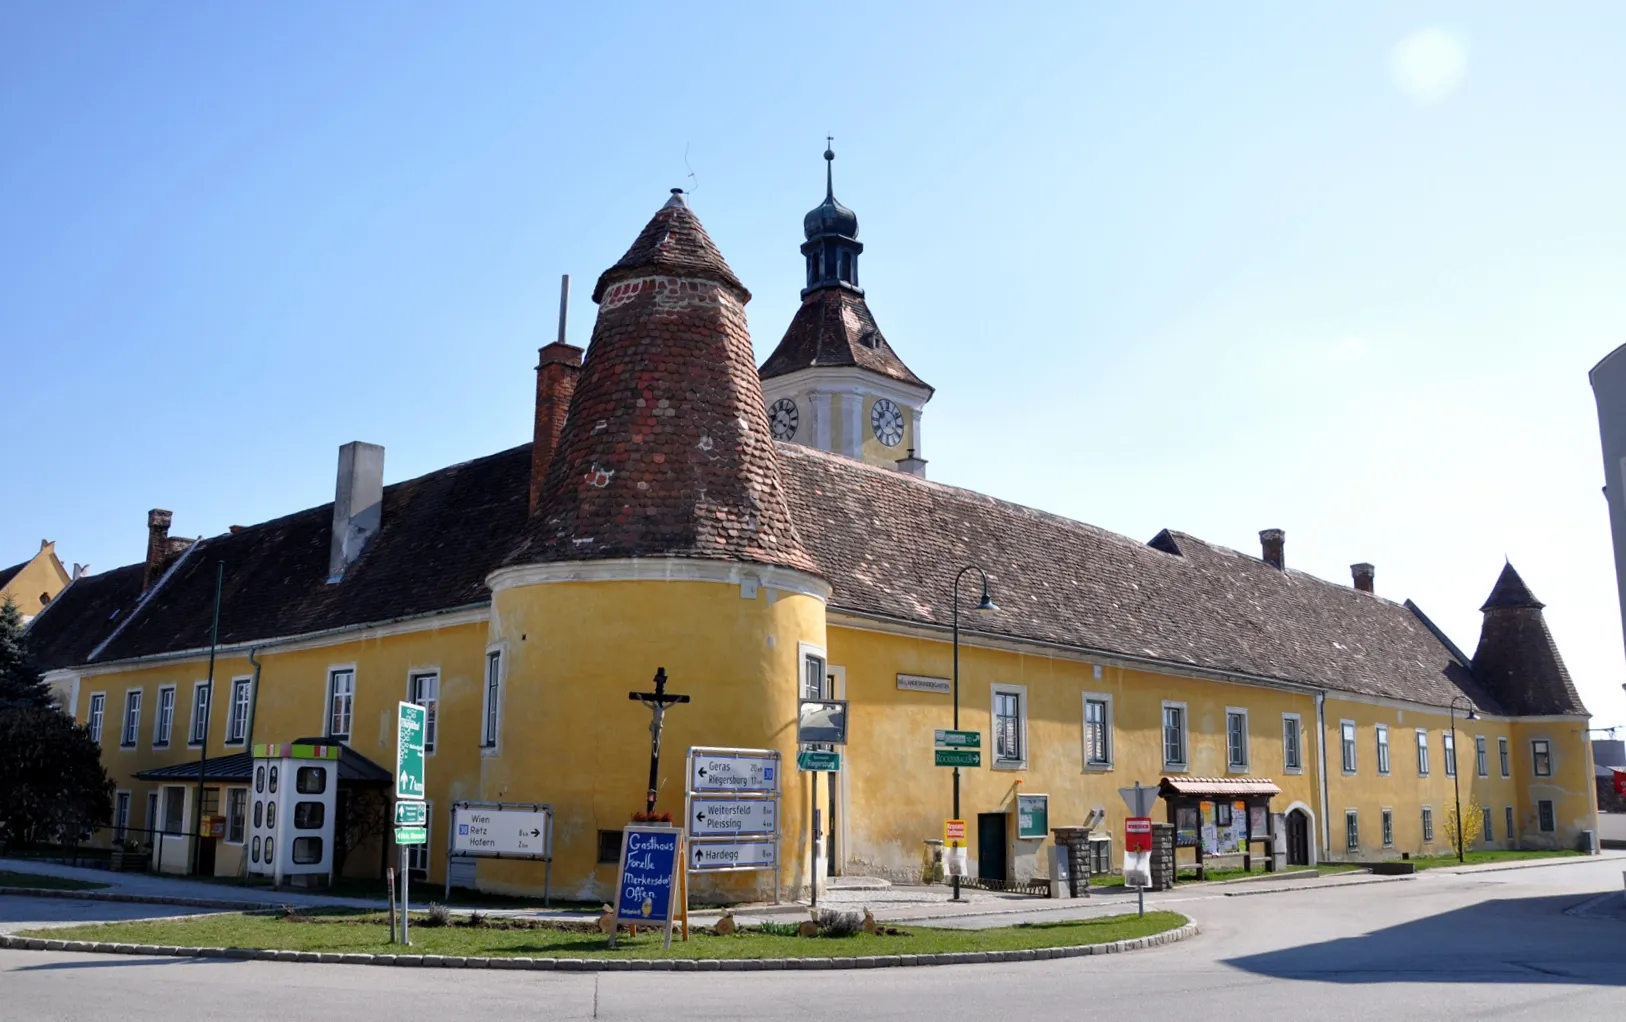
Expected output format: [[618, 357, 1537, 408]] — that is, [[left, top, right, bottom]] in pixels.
[[689, 798, 777, 838], [690, 838, 778, 872], [689, 753, 779, 793]]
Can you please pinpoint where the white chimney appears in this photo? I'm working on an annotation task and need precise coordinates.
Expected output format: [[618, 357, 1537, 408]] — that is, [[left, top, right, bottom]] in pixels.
[[329, 441, 385, 582]]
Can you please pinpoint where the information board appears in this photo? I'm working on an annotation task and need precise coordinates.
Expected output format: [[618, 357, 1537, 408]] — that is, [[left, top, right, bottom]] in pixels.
[[1016, 793, 1049, 839], [614, 826, 682, 926]]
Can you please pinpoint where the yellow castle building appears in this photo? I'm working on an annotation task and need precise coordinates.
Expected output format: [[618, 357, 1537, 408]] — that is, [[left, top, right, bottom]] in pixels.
[[1, 539, 72, 622], [27, 155, 1599, 897]]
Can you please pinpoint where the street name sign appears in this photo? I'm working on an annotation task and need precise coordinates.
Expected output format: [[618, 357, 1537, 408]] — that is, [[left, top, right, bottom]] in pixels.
[[796, 750, 841, 772], [615, 826, 681, 926], [935, 748, 981, 768], [395, 826, 427, 846], [452, 806, 551, 858], [689, 798, 777, 839], [690, 838, 777, 873], [395, 701, 427, 801], [934, 729, 981, 749], [689, 752, 778, 793], [394, 801, 427, 827]]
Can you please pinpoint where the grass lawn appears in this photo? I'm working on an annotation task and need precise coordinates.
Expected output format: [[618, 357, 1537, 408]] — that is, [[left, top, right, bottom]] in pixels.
[[183, 874, 597, 912], [1408, 849, 1583, 871], [0, 870, 109, 891], [20, 908, 1187, 960], [1088, 863, 1360, 888]]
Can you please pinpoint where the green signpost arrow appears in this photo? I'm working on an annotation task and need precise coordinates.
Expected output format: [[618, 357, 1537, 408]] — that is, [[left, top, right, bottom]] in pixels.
[[394, 826, 428, 845], [797, 750, 841, 772], [396, 702, 426, 801], [934, 729, 980, 749], [935, 748, 981, 768]]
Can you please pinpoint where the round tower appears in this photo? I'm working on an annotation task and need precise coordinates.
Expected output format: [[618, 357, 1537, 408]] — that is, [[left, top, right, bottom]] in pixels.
[[483, 191, 829, 901]]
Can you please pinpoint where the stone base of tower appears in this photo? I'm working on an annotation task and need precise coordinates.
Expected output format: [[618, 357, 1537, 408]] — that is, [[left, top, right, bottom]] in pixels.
[[479, 560, 829, 904]]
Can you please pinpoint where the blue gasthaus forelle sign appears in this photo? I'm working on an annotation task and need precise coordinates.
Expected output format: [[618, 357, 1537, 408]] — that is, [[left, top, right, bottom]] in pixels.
[[615, 826, 681, 924]]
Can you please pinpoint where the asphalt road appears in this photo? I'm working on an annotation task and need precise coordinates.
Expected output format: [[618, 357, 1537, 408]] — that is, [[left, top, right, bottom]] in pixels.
[[5, 858, 1625, 1020]]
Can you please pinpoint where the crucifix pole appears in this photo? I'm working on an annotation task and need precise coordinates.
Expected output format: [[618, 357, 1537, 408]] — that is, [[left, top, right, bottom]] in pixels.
[[630, 668, 690, 817]]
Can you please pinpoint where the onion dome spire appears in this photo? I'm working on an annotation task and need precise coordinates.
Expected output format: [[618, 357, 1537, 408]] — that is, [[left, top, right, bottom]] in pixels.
[[801, 139, 863, 295]]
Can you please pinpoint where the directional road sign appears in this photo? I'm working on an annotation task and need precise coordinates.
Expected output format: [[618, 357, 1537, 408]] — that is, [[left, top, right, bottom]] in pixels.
[[796, 750, 841, 772], [934, 729, 981, 749], [394, 801, 427, 827], [935, 748, 981, 768], [689, 798, 777, 839], [689, 752, 778, 793], [690, 838, 778, 873], [395, 826, 428, 846], [451, 806, 551, 858], [395, 701, 427, 801]]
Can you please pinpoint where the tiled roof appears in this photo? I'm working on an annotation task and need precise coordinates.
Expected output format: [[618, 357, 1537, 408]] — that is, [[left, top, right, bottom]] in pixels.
[[1471, 566, 1586, 716], [134, 739, 392, 784], [0, 559, 26, 591], [1480, 563, 1545, 611], [511, 197, 817, 574], [1159, 777, 1283, 798], [774, 443, 1506, 713], [26, 565, 145, 672], [591, 192, 748, 304], [758, 287, 930, 390]]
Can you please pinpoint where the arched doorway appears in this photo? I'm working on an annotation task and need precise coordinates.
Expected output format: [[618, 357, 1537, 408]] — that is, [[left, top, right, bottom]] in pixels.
[[1286, 808, 1311, 866]]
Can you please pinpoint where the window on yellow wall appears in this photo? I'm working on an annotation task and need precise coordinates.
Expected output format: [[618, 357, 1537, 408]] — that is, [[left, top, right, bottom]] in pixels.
[[1376, 724, 1390, 775], [1416, 730, 1430, 776], [154, 686, 175, 748], [410, 672, 439, 753], [1422, 807, 1434, 843], [327, 669, 354, 739], [1345, 811, 1359, 851], [1381, 808, 1393, 847], [1443, 731, 1457, 778], [1084, 697, 1110, 767], [228, 679, 251, 744], [1481, 806, 1493, 843], [1226, 710, 1248, 770], [1475, 736, 1488, 778], [993, 689, 1023, 764], [1162, 704, 1187, 768], [483, 651, 502, 749], [122, 690, 142, 748], [1282, 714, 1302, 772], [1340, 721, 1357, 774], [1499, 737, 1510, 778], [88, 693, 106, 744], [1531, 740, 1552, 777]]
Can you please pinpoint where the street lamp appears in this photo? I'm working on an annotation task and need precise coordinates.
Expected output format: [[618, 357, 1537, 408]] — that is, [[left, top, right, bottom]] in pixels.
[[951, 566, 997, 902], [1448, 696, 1478, 864]]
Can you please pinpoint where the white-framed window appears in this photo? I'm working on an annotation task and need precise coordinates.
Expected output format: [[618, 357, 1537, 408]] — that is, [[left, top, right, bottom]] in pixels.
[[189, 681, 211, 746], [1416, 729, 1430, 776], [1505, 805, 1515, 841], [162, 786, 186, 835], [1345, 810, 1359, 851], [327, 668, 355, 739], [409, 671, 440, 753], [1422, 807, 1435, 843], [145, 791, 159, 836], [87, 692, 106, 744], [227, 677, 252, 745], [1481, 805, 1493, 843], [1475, 735, 1488, 778], [482, 649, 503, 750], [1340, 720, 1357, 774], [1376, 724, 1390, 775], [991, 683, 1027, 768], [1380, 808, 1393, 847], [1083, 694, 1112, 769], [1537, 800, 1555, 832], [1443, 730, 1457, 778], [153, 685, 175, 748], [226, 788, 248, 844], [801, 645, 828, 699], [1162, 701, 1187, 769], [113, 791, 131, 842], [1531, 739, 1552, 777], [1226, 708, 1249, 771], [407, 802, 432, 876], [1498, 736, 1510, 778], [1282, 713, 1302, 773]]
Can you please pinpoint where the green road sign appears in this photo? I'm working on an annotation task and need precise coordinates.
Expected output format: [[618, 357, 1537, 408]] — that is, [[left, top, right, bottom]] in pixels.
[[934, 729, 981, 749], [395, 826, 428, 846], [797, 750, 841, 771], [396, 701, 426, 800], [935, 748, 982, 768], [394, 801, 427, 826]]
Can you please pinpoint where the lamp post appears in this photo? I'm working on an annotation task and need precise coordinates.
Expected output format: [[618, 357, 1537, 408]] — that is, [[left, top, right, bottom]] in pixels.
[[1448, 696, 1478, 864], [951, 566, 997, 902]]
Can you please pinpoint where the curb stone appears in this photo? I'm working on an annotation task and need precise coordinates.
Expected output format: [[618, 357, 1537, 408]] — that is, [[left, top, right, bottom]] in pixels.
[[0, 919, 1200, 969]]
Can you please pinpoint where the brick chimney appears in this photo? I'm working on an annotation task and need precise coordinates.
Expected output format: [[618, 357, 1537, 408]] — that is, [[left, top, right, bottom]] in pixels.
[[143, 509, 173, 592], [1351, 562, 1375, 593], [531, 341, 583, 514], [1260, 528, 1285, 570]]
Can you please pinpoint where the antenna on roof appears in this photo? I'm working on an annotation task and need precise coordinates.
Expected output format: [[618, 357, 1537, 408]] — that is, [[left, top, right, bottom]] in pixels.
[[557, 274, 570, 346], [683, 142, 698, 196]]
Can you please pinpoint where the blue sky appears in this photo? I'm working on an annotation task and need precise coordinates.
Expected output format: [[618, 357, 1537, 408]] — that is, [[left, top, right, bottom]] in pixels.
[[6, 3, 1626, 725]]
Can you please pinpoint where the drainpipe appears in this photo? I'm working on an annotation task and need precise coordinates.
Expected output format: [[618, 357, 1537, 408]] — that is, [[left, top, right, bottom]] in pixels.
[[238, 645, 264, 878], [1315, 690, 1330, 861]]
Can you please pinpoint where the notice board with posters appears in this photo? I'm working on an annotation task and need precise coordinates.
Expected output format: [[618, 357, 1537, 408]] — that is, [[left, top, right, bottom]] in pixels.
[[1016, 793, 1049, 839]]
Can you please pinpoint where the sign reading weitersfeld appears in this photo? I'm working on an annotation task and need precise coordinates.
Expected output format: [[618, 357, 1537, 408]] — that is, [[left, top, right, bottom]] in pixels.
[[615, 826, 681, 926], [395, 701, 426, 801]]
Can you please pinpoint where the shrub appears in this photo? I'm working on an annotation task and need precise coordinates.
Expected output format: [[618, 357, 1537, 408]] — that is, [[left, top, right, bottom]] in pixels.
[[424, 902, 451, 927], [465, 911, 486, 928], [755, 920, 800, 937], [816, 908, 863, 937]]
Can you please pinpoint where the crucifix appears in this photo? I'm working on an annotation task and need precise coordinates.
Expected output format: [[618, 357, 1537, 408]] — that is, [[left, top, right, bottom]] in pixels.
[[629, 667, 690, 816]]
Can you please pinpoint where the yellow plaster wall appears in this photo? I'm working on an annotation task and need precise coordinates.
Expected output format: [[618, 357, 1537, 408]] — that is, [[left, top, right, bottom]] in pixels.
[[826, 622, 1321, 881], [482, 577, 826, 902], [4, 543, 71, 619], [1511, 720, 1599, 849]]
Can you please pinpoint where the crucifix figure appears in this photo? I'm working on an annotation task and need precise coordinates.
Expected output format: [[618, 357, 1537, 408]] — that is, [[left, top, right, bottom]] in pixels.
[[629, 667, 690, 817]]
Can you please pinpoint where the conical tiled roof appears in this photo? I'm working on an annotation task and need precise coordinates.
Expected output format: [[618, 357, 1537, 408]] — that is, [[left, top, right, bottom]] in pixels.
[[1480, 562, 1545, 611], [510, 194, 817, 574], [1471, 562, 1585, 715], [759, 287, 930, 389]]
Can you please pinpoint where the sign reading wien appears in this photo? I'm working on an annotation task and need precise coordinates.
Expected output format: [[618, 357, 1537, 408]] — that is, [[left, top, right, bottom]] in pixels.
[[452, 806, 552, 857]]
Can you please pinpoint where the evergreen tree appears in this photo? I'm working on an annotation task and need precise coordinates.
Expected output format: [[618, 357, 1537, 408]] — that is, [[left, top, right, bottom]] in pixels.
[[0, 598, 113, 848]]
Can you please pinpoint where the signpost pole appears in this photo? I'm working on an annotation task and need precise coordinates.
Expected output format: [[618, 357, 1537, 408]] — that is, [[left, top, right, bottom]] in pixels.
[[387, 865, 396, 944], [810, 769, 819, 909], [400, 844, 410, 946]]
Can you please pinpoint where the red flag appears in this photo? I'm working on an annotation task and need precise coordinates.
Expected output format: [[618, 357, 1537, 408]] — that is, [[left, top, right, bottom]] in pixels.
[[1613, 768, 1625, 797]]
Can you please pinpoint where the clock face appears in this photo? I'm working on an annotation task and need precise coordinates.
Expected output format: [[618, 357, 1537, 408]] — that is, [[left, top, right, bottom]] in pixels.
[[769, 398, 799, 441], [870, 398, 905, 447]]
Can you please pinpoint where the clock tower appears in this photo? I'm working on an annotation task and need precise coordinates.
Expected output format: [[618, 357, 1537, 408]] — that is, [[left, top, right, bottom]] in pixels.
[[759, 145, 933, 476]]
